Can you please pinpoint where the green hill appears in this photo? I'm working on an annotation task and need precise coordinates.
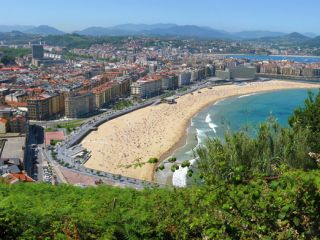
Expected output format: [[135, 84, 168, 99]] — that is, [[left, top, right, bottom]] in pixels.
[[256, 32, 311, 46], [302, 36, 320, 48]]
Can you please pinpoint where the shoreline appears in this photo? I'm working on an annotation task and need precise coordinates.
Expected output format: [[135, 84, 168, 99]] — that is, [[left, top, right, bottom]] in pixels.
[[154, 88, 287, 181], [212, 53, 320, 58], [82, 80, 320, 181], [156, 87, 309, 176], [154, 119, 191, 180]]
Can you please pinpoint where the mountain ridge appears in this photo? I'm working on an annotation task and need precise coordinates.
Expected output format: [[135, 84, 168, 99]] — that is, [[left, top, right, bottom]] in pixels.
[[24, 25, 65, 35], [0, 24, 318, 42]]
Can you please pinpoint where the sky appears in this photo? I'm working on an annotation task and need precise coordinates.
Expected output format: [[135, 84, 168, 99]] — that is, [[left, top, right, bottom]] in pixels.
[[1, 0, 319, 34]]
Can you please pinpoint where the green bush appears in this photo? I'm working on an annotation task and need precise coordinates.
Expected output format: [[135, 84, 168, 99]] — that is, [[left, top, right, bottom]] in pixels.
[[148, 157, 159, 164], [181, 160, 191, 168], [158, 164, 165, 171], [171, 163, 179, 172], [168, 157, 177, 163], [0, 170, 319, 239]]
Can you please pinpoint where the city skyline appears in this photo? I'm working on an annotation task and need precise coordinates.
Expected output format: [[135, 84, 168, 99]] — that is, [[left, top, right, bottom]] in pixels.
[[1, 0, 320, 34]]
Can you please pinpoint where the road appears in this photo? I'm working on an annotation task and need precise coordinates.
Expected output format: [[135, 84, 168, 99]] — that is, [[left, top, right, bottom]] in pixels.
[[41, 147, 67, 183], [24, 125, 44, 179]]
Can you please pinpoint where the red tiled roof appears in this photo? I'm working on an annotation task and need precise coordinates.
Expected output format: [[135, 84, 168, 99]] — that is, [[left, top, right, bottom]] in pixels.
[[0, 67, 22, 71], [4, 172, 35, 183], [6, 101, 28, 107], [0, 118, 8, 124]]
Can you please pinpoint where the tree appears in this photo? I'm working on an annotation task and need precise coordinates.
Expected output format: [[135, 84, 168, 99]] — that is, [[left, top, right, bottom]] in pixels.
[[289, 90, 320, 152], [0, 55, 15, 65], [148, 157, 159, 164], [196, 116, 317, 185]]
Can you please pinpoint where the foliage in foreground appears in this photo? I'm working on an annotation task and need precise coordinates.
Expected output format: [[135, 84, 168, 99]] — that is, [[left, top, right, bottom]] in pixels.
[[0, 170, 319, 239], [1, 91, 320, 239]]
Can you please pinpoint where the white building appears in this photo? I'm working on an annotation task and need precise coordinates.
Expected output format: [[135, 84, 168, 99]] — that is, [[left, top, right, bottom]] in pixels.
[[131, 76, 162, 99]]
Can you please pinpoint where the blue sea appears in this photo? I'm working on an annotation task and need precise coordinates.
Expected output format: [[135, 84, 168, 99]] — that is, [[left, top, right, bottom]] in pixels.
[[225, 54, 320, 63], [155, 88, 319, 186]]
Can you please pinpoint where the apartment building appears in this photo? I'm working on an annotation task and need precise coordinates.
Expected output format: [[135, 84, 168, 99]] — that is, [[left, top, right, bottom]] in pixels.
[[216, 69, 231, 80], [230, 66, 257, 80], [0, 107, 28, 134], [131, 75, 162, 99], [65, 92, 96, 118], [5, 91, 28, 103], [160, 73, 178, 91], [259, 64, 279, 75], [27, 92, 64, 120], [178, 70, 191, 87], [27, 96, 50, 121]]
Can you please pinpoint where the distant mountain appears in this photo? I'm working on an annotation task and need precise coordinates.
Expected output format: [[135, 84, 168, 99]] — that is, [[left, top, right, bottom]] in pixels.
[[75, 24, 178, 36], [302, 36, 320, 48], [141, 25, 232, 39], [0, 31, 41, 44], [77, 24, 310, 40], [76, 24, 232, 39], [75, 27, 131, 36], [0, 25, 35, 33], [111, 23, 177, 32], [234, 31, 286, 39], [0, 31, 27, 37], [303, 32, 317, 38], [256, 32, 311, 45], [283, 32, 311, 41], [0, 24, 318, 45], [24, 25, 65, 35]]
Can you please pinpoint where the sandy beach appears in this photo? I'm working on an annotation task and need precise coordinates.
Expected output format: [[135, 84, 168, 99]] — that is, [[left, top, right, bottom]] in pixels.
[[82, 80, 320, 181]]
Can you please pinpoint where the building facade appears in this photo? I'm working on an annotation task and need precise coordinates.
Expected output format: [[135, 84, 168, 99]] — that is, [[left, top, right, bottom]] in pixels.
[[178, 71, 191, 87], [65, 93, 96, 118], [230, 66, 257, 80], [32, 45, 44, 59], [131, 76, 162, 99], [27, 96, 50, 121]]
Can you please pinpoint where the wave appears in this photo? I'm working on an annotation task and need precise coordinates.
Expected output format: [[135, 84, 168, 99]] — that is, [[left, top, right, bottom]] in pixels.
[[214, 100, 223, 105], [205, 113, 212, 123], [208, 123, 218, 133], [238, 93, 257, 98], [205, 113, 218, 133], [195, 128, 204, 145]]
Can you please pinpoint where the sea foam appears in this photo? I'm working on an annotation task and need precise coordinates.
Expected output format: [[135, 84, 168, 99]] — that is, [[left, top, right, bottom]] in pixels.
[[205, 113, 218, 133], [205, 113, 212, 123], [238, 93, 257, 98], [209, 123, 218, 133]]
